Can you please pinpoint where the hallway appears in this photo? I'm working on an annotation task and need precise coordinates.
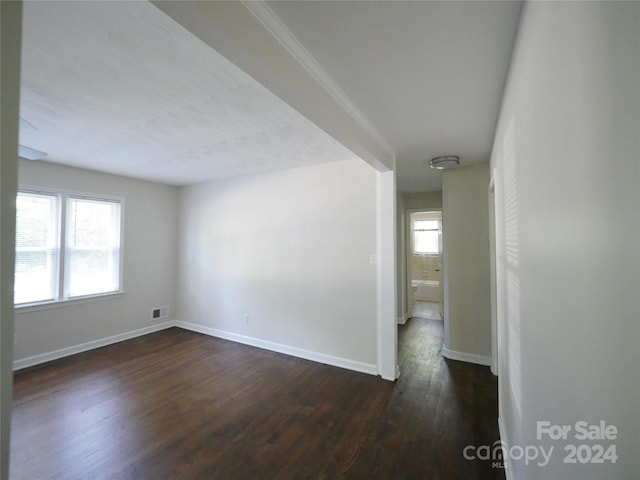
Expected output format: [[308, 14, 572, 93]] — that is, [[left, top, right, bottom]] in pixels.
[[411, 300, 442, 321], [397, 317, 503, 479]]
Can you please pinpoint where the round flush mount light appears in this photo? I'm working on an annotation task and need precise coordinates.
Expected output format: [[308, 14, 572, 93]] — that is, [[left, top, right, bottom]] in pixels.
[[430, 155, 460, 170]]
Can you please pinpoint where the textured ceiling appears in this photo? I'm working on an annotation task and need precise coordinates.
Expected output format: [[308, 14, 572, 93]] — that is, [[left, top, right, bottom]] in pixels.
[[20, 0, 523, 192], [267, 0, 523, 191], [19, 1, 357, 185]]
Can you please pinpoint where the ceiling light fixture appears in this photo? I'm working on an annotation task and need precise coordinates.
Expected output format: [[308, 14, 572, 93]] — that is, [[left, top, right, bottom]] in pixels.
[[429, 155, 460, 170]]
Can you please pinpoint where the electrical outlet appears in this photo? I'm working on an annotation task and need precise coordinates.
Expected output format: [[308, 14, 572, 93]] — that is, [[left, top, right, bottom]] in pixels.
[[243, 314, 249, 324]]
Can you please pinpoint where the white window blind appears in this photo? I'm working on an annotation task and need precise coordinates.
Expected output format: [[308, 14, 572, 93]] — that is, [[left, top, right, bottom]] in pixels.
[[413, 220, 440, 255], [14, 192, 59, 304], [66, 197, 121, 298]]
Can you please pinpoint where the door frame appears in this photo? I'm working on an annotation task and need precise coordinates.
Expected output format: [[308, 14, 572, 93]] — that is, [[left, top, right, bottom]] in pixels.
[[489, 172, 498, 376], [405, 208, 444, 319]]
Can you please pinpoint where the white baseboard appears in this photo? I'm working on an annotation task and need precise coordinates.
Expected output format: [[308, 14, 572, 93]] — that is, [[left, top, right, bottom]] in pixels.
[[175, 321, 379, 376], [441, 347, 492, 366], [13, 321, 174, 371], [498, 416, 514, 480], [13, 320, 379, 378], [397, 314, 410, 325]]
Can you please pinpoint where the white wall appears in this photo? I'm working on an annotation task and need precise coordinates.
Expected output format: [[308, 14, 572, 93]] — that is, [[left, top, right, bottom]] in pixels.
[[491, 2, 640, 478], [177, 159, 378, 372], [1, 2, 22, 476], [402, 191, 442, 211], [442, 164, 491, 365], [14, 160, 179, 365]]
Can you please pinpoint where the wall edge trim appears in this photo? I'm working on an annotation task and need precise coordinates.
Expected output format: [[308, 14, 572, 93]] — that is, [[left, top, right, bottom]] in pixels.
[[13, 319, 380, 378], [175, 321, 378, 376], [441, 347, 492, 366], [13, 321, 174, 371]]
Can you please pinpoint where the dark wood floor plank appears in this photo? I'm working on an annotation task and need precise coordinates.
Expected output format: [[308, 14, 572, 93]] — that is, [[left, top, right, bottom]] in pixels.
[[11, 320, 503, 479]]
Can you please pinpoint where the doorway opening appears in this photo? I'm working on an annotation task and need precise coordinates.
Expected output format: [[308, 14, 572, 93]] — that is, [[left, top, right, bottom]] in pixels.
[[407, 210, 443, 321]]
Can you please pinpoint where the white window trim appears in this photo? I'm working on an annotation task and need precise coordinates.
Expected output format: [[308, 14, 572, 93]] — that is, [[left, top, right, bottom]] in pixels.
[[15, 292, 126, 313], [15, 186, 125, 309]]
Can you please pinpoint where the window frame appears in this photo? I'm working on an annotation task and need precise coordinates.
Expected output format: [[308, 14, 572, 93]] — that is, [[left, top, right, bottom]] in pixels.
[[14, 190, 61, 304], [15, 186, 125, 308]]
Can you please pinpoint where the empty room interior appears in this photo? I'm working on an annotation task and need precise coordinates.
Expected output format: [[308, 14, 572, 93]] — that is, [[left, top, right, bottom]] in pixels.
[[1, 1, 639, 479]]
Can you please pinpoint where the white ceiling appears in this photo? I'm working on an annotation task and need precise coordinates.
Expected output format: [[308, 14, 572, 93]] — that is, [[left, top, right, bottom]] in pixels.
[[267, 0, 523, 191], [19, 1, 357, 185], [20, 0, 523, 191]]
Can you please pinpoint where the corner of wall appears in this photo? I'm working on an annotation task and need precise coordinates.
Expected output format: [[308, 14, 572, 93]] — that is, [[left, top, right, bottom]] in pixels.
[[442, 163, 492, 360]]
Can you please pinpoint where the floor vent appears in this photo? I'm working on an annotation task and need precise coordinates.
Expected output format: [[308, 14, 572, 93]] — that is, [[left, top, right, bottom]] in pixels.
[[151, 306, 169, 320]]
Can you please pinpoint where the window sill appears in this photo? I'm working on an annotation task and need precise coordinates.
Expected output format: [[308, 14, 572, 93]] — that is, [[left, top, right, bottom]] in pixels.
[[15, 291, 125, 314]]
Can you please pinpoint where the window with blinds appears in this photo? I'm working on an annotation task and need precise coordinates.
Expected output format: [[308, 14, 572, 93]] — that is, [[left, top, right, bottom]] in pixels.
[[66, 197, 121, 298], [15, 190, 123, 305], [15, 192, 59, 304], [412, 219, 440, 255]]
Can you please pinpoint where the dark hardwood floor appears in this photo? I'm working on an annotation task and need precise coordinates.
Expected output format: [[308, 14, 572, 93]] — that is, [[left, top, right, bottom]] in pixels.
[[10, 319, 503, 479]]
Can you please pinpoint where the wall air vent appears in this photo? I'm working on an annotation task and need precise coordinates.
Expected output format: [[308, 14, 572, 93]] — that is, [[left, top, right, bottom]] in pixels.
[[151, 306, 169, 320]]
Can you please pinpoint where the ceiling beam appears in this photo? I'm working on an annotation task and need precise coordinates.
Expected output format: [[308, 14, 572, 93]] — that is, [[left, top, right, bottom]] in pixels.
[[151, 0, 395, 172]]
